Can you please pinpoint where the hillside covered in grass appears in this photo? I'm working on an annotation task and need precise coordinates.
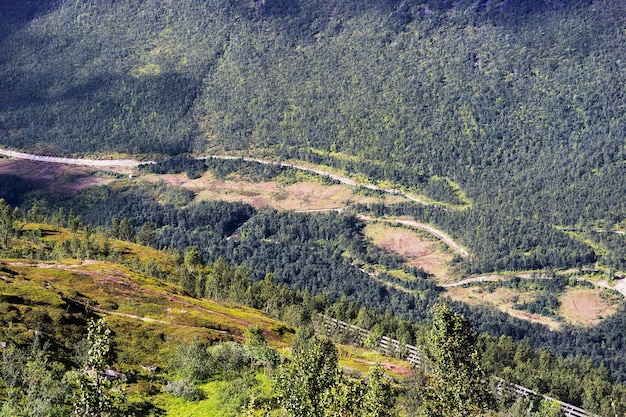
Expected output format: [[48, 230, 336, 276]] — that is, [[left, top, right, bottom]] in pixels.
[[0, 157, 625, 386], [0, 195, 625, 416], [0, 209, 428, 416]]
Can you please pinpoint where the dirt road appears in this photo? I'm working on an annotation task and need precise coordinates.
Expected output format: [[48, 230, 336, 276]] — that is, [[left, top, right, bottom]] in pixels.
[[0, 148, 469, 259], [357, 215, 468, 258], [0, 148, 438, 205], [206, 155, 431, 205], [0, 148, 149, 167]]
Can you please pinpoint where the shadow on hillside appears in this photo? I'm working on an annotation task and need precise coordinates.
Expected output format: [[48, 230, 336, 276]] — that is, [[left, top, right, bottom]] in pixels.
[[252, 0, 599, 38], [0, 0, 60, 38], [0, 174, 38, 207]]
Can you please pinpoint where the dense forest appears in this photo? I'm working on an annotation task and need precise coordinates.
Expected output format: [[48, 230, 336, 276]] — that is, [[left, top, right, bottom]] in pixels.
[[1, 0, 625, 275], [0, 199, 624, 415], [2, 177, 625, 395], [1, 0, 626, 413]]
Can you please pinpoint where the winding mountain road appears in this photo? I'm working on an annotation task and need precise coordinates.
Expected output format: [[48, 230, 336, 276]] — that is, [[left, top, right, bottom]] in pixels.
[[0, 148, 469, 257], [205, 155, 432, 205], [0, 149, 433, 204], [0, 148, 149, 167], [0, 148, 437, 204], [357, 215, 468, 258]]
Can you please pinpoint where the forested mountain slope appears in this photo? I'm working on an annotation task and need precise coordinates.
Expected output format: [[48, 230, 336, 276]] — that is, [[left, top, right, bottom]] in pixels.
[[2, 2, 626, 411], [0, 200, 624, 415], [1, 0, 625, 274]]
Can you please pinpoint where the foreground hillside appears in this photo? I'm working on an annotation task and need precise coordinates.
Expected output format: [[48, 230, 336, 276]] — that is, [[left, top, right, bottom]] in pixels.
[[0, 196, 625, 415], [1, 217, 430, 416], [1, 156, 626, 388]]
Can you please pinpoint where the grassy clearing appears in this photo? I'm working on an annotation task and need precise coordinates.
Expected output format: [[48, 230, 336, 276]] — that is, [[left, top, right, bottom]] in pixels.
[[446, 279, 623, 330], [558, 287, 621, 326], [1, 222, 413, 416], [156, 374, 279, 417], [142, 169, 403, 211], [563, 230, 609, 256], [337, 344, 413, 378], [445, 286, 563, 330], [363, 222, 455, 283], [2, 254, 293, 350]]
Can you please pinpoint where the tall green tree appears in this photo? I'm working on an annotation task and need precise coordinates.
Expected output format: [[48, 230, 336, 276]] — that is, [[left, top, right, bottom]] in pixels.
[[423, 303, 494, 417], [72, 318, 114, 417], [0, 198, 17, 247], [362, 363, 395, 417], [274, 334, 340, 417]]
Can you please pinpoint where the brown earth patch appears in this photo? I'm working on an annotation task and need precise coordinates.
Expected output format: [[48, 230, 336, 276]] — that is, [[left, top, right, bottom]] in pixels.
[[190, 177, 279, 208], [364, 223, 455, 282], [558, 287, 620, 326], [0, 159, 117, 191], [349, 357, 413, 378], [445, 286, 562, 330], [143, 173, 189, 186], [145, 170, 404, 211]]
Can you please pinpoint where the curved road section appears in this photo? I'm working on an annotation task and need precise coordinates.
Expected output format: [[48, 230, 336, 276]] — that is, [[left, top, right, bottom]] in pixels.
[[0, 148, 147, 167], [207, 155, 431, 205], [0, 148, 470, 258], [357, 215, 469, 258]]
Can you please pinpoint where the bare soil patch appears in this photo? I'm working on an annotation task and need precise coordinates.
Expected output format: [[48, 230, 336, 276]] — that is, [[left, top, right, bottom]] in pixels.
[[142, 172, 189, 187], [447, 283, 622, 329], [445, 286, 562, 330], [149, 170, 403, 210], [190, 177, 280, 208], [364, 223, 455, 282], [0, 159, 117, 191], [559, 287, 620, 326]]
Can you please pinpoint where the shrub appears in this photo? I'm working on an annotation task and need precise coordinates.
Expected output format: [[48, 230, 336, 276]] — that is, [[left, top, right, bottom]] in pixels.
[[162, 379, 205, 401]]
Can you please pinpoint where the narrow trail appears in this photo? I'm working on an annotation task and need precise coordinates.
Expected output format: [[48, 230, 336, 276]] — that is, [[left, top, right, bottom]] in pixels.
[[442, 272, 553, 287], [205, 155, 432, 205], [593, 278, 626, 297], [5, 260, 263, 335], [273, 209, 469, 259], [441, 274, 502, 287], [0, 147, 431, 206], [0, 148, 469, 263], [441, 270, 626, 297]]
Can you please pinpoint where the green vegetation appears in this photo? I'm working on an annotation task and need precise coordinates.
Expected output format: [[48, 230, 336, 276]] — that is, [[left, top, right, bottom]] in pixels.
[[421, 304, 494, 416], [1, 170, 626, 393], [0, 199, 624, 415], [1, 1, 626, 411], [1, 0, 626, 269]]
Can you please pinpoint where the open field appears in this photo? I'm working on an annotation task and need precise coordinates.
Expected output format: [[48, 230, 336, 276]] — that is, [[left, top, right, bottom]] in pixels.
[[1, 156, 623, 331], [559, 287, 621, 326], [445, 286, 563, 330], [445, 282, 622, 330], [0, 222, 423, 415], [363, 222, 456, 283], [141, 170, 405, 211], [0, 158, 120, 192]]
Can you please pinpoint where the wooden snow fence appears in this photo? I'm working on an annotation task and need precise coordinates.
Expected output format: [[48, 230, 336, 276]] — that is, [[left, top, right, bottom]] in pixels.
[[318, 314, 599, 417]]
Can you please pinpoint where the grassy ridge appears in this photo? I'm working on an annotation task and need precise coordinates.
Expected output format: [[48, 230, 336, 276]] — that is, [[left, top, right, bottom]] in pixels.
[[0, 222, 421, 415]]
